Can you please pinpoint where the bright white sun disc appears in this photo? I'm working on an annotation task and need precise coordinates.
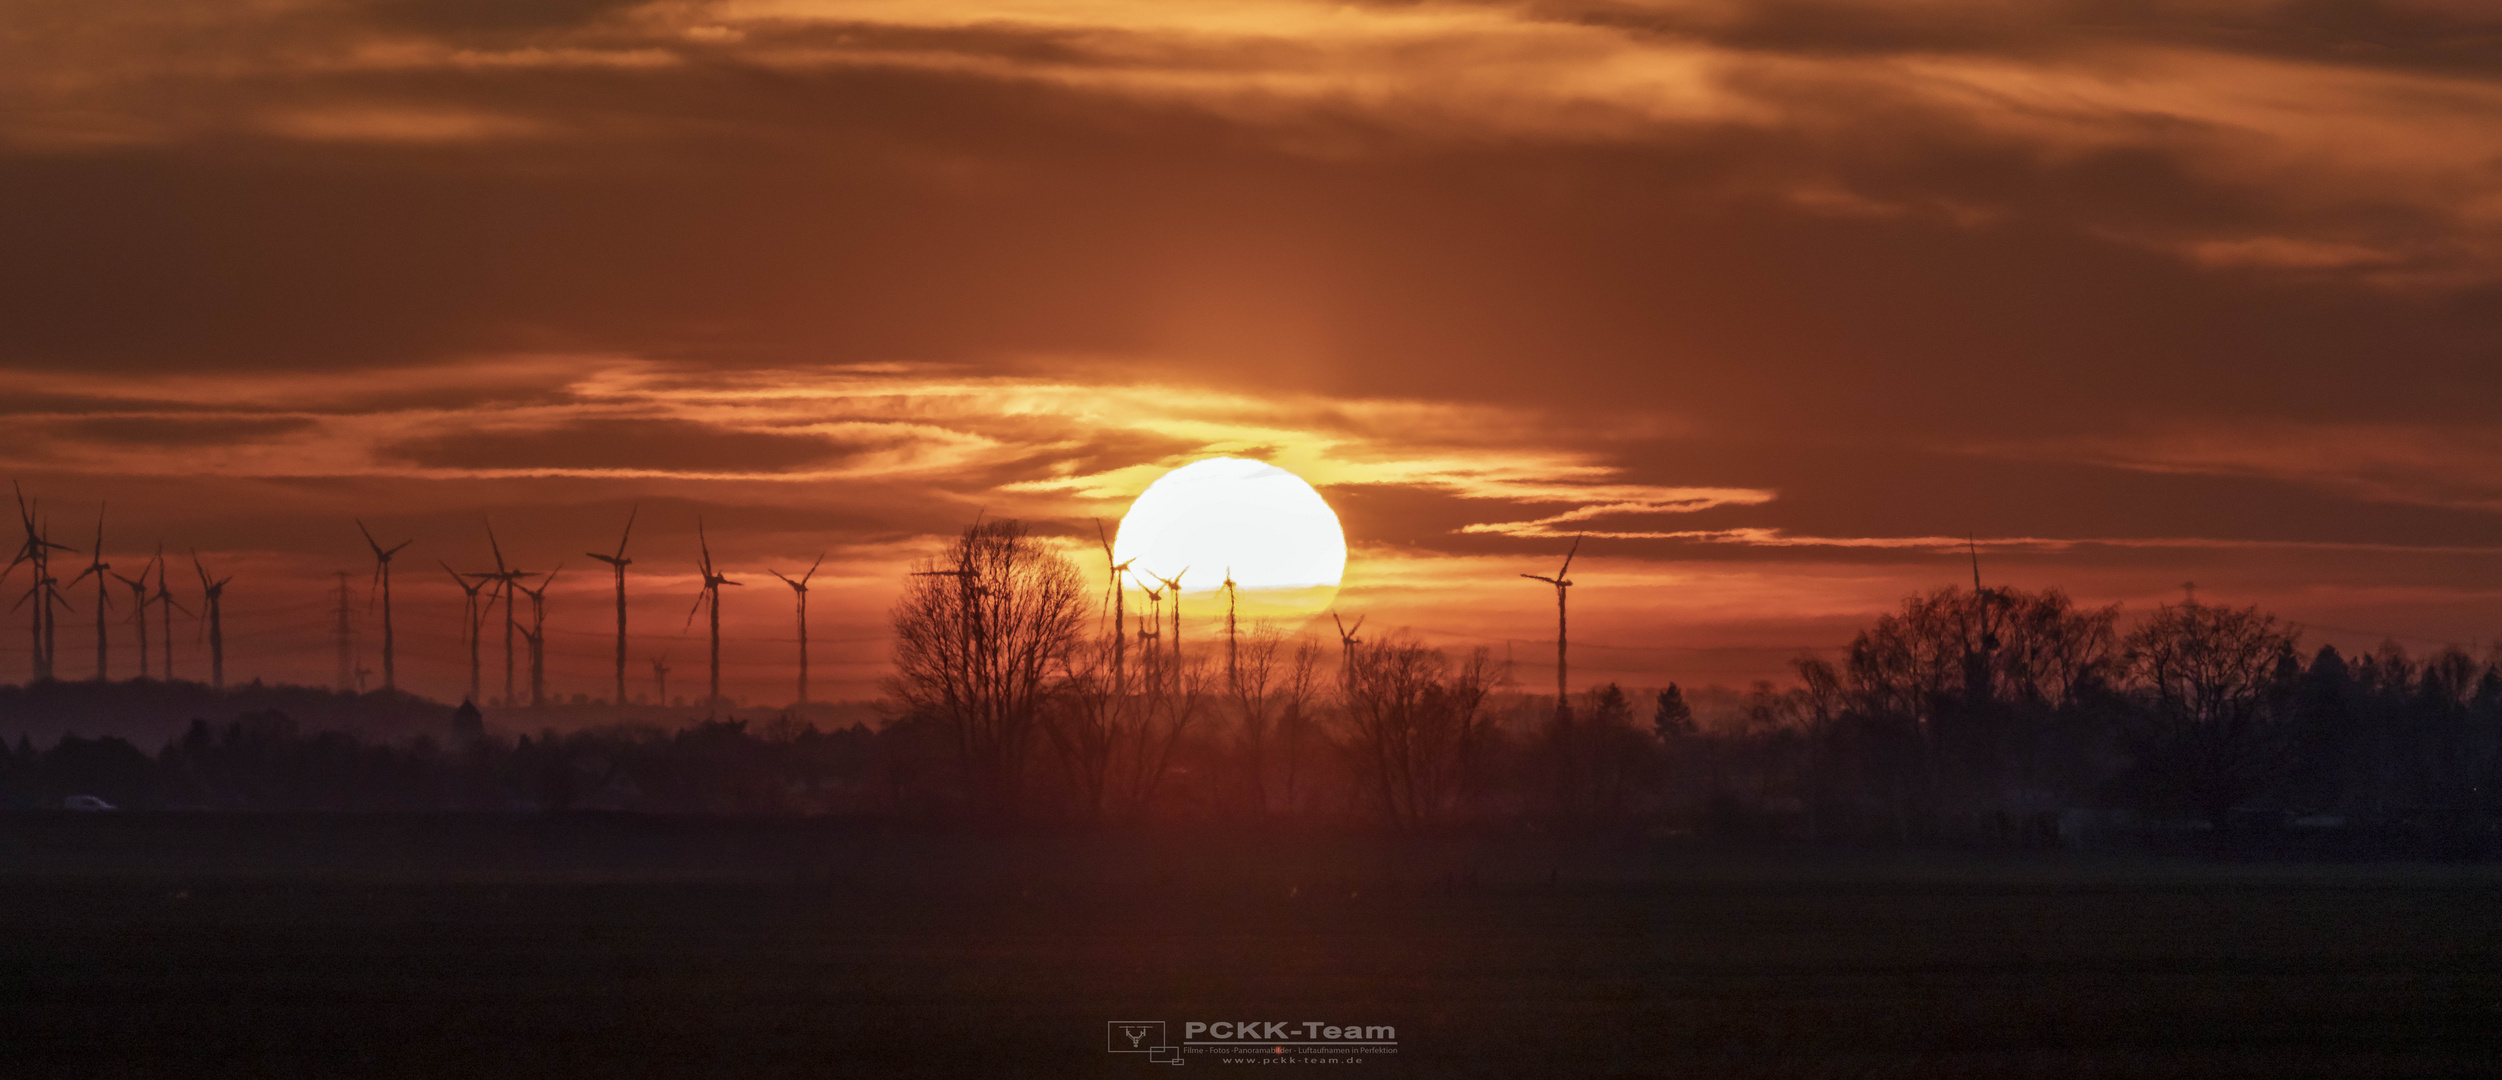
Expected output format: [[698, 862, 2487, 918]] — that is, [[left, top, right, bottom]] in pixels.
[[1112, 457, 1345, 614]]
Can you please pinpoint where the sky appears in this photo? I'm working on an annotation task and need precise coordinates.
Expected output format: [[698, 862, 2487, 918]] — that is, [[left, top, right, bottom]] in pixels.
[[3, 0, 2500, 705]]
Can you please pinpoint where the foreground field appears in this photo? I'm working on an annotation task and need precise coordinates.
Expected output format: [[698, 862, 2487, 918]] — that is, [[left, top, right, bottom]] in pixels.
[[3, 816, 2498, 1078]]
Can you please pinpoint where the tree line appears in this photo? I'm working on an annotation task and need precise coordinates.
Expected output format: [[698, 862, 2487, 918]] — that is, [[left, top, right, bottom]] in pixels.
[[6, 518, 2498, 855]]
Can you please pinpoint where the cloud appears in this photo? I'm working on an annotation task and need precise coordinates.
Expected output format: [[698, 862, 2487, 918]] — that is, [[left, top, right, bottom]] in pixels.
[[1984, 421, 2502, 513], [380, 416, 866, 472], [8, 0, 2502, 283], [64, 415, 319, 447]]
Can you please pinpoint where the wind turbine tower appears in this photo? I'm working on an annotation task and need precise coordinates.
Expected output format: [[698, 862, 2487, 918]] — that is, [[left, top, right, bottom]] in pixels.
[[1222, 567, 1239, 692], [514, 567, 559, 707], [111, 562, 150, 679], [476, 524, 530, 706], [68, 506, 111, 682], [441, 561, 488, 704], [8, 485, 73, 682], [193, 553, 231, 690], [148, 548, 188, 682], [357, 520, 412, 692], [1519, 535, 1583, 718], [770, 554, 824, 705], [1094, 521, 1133, 684], [1150, 568, 1187, 670], [585, 507, 636, 707], [685, 521, 740, 707]]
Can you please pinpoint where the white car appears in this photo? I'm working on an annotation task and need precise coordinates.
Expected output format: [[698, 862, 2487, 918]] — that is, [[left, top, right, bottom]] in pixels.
[[62, 795, 117, 812]]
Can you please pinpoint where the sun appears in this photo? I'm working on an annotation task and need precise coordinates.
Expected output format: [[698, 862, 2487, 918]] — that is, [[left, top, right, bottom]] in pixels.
[[1112, 457, 1346, 617]]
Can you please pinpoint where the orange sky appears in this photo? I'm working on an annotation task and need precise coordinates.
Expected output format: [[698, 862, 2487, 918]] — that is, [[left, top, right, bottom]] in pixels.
[[4, 0, 2501, 704]]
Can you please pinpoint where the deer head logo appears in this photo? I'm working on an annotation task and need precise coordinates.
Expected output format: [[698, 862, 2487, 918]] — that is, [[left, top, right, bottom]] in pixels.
[[1121, 1025, 1150, 1048]]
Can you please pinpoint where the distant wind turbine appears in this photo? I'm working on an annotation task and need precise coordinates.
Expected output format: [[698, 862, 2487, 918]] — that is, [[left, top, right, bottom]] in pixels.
[[471, 523, 529, 706], [1221, 567, 1240, 693], [1095, 520, 1133, 684], [357, 519, 413, 693], [685, 520, 740, 708], [192, 552, 231, 690], [147, 547, 189, 682], [514, 566, 560, 708], [1149, 567, 1187, 671], [585, 507, 636, 707], [110, 561, 150, 679], [1330, 611, 1365, 688], [1519, 534, 1583, 717], [769, 554, 825, 706], [441, 560, 488, 704], [67, 506, 111, 682]]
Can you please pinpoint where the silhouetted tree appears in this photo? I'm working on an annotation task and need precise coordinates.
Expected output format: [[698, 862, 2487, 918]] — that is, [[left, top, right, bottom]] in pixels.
[[1654, 683, 1695, 739], [888, 520, 1087, 820], [1338, 638, 1498, 829], [2120, 600, 2300, 827]]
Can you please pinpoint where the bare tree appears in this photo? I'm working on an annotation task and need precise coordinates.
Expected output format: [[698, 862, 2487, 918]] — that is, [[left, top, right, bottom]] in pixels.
[[888, 519, 1087, 820], [1338, 637, 1498, 829], [1226, 621, 1291, 816], [2123, 599, 2301, 826], [1274, 639, 1325, 817]]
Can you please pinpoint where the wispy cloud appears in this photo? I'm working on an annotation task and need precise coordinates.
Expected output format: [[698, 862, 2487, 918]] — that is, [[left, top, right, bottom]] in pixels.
[[1982, 421, 2502, 513], [9, 1, 2501, 280]]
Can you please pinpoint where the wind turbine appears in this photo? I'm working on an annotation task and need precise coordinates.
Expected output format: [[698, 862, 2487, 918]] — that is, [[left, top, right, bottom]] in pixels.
[[584, 507, 636, 707], [685, 520, 740, 708], [513, 566, 560, 707], [471, 523, 529, 706], [1136, 580, 1163, 672], [1095, 520, 1133, 683], [1330, 611, 1365, 685], [769, 554, 825, 705], [110, 561, 150, 680], [147, 547, 189, 682], [441, 560, 488, 704], [1221, 567, 1239, 693], [1519, 534, 1583, 717], [67, 506, 111, 682], [1149, 567, 1187, 670], [356, 519, 412, 693], [6, 486, 72, 682], [192, 551, 231, 690], [650, 653, 671, 707]]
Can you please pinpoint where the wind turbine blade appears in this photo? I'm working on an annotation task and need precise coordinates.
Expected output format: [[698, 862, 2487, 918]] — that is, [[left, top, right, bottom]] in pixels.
[[803, 553, 823, 585], [486, 521, 507, 573], [1557, 534, 1583, 579], [357, 518, 384, 557], [615, 505, 637, 559]]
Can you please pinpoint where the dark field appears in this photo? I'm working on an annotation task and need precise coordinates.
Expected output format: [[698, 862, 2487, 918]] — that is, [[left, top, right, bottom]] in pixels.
[[5, 817, 2500, 1078]]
